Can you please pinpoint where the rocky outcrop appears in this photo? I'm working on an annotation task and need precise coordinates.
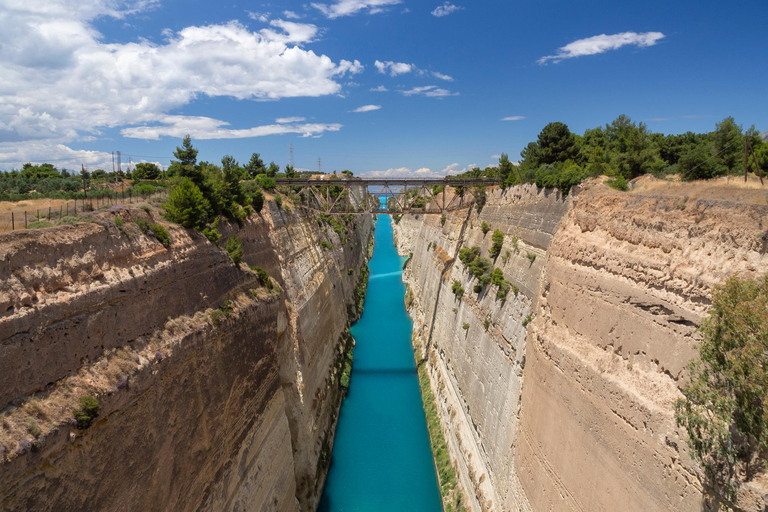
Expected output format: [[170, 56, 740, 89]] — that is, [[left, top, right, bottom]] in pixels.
[[395, 181, 768, 512], [0, 201, 372, 511]]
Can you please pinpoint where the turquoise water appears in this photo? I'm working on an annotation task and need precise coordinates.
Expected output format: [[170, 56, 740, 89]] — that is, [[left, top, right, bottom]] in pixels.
[[318, 215, 442, 512]]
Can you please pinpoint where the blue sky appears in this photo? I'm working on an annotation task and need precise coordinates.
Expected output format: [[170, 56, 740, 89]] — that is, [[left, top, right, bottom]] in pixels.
[[1, 0, 766, 176]]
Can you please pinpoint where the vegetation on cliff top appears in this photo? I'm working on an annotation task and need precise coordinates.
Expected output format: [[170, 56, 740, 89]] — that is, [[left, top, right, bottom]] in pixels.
[[675, 274, 768, 501], [449, 115, 766, 194]]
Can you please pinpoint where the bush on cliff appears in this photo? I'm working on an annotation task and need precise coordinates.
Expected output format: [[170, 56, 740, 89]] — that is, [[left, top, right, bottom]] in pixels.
[[226, 234, 243, 266], [490, 229, 504, 259], [163, 178, 210, 229], [675, 274, 768, 500], [74, 396, 101, 429]]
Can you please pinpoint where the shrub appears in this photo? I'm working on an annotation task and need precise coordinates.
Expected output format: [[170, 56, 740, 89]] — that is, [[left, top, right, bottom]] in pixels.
[[451, 280, 464, 299], [226, 234, 243, 266], [522, 314, 533, 327], [440, 214, 446, 226], [274, 195, 283, 209], [483, 318, 491, 330], [202, 218, 221, 244], [675, 275, 768, 500], [469, 257, 492, 281], [163, 178, 210, 229], [481, 221, 490, 235], [490, 230, 504, 259], [149, 223, 170, 247], [526, 252, 536, 263], [320, 240, 333, 250], [458, 246, 480, 267], [26, 220, 53, 229], [258, 175, 276, 190], [252, 190, 264, 213], [462, 323, 470, 330], [403, 252, 413, 269], [491, 268, 505, 287], [606, 175, 629, 191], [392, 214, 402, 224], [251, 266, 274, 290], [74, 396, 101, 429]]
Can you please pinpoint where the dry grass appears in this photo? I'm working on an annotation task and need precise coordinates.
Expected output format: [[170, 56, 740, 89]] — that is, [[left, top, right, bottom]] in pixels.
[[629, 175, 768, 205], [0, 291, 265, 461]]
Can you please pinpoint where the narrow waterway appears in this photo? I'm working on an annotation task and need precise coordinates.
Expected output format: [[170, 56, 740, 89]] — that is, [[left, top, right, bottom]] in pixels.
[[318, 215, 442, 512]]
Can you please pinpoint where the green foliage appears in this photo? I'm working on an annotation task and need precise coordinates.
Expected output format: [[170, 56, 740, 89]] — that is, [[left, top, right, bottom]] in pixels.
[[469, 257, 492, 283], [483, 318, 491, 330], [173, 135, 198, 167], [26, 220, 53, 229], [522, 314, 533, 327], [149, 223, 170, 247], [320, 240, 333, 250], [473, 186, 487, 213], [252, 190, 265, 213], [526, 252, 536, 263], [258, 175, 276, 190], [440, 214, 446, 226], [675, 275, 768, 500], [481, 221, 490, 235], [491, 267, 505, 287], [74, 396, 101, 429], [606, 175, 629, 191], [132, 162, 161, 180], [226, 234, 243, 266], [451, 280, 464, 299], [353, 263, 370, 317], [392, 214, 402, 224], [490, 229, 504, 258], [163, 178, 210, 229], [462, 323, 470, 330], [274, 195, 283, 209], [251, 266, 274, 290], [458, 246, 480, 267], [202, 218, 221, 245], [243, 153, 266, 178]]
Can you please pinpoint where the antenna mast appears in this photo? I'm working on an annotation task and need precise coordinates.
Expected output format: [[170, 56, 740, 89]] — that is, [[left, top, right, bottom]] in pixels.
[[288, 143, 294, 168]]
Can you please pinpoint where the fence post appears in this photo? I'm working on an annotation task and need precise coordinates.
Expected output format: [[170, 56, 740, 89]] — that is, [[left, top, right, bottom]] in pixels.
[[49, 206, 51, 220], [11, 212, 14, 231], [37, 209, 40, 222], [24, 211, 27, 228]]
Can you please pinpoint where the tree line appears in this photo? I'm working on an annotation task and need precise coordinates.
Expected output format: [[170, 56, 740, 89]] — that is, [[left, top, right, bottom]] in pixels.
[[457, 115, 766, 194]]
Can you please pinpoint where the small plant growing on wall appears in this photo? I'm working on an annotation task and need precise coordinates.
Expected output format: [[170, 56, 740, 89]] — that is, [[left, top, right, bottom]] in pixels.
[[226, 234, 243, 266], [74, 396, 101, 429], [481, 221, 490, 235]]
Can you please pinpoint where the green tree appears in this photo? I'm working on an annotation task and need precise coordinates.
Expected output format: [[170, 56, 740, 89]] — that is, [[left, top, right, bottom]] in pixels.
[[710, 117, 743, 174], [537, 122, 579, 165], [498, 153, 516, 185], [604, 115, 660, 179], [675, 275, 768, 500], [490, 229, 504, 258], [163, 178, 210, 229], [221, 155, 246, 206], [481, 221, 490, 235], [226, 234, 243, 266], [266, 161, 280, 177], [678, 144, 720, 181], [243, 153, 266, 178], [174, 134, 198, 166], [132, 162, 161, 180], [285, 164, 297, 179], [252, 190, 265, 213]]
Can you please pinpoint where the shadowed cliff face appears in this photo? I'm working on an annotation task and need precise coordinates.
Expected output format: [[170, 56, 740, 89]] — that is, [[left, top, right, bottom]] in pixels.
[[0, 201, 372, 512], [394, 181, 768, 512]]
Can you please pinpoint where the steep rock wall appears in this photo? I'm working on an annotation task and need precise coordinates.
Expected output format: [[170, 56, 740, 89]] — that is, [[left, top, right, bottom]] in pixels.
[[0, 201, 372, 511], [395, 182, 768, 512], [395, 185, 569, 511]]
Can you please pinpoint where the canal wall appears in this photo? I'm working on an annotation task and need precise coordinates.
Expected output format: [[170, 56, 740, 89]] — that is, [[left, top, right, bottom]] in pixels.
[[0, 198, 372, 511], [394, 181, 768, 512]]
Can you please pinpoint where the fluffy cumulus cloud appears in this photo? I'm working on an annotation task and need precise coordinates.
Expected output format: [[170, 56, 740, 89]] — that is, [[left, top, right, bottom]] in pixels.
[[401, 86, 458, 98], [363, 163, 468, 178], [500, 116, 526, 121], [431, 2, 464, 17], [538, 31, 665, 64], [370, 85, 389, 92], [349, 105, 381, 113], [121, 115, 341, 140], [0, 0, 362, 168], [311, 0, 402, 18]]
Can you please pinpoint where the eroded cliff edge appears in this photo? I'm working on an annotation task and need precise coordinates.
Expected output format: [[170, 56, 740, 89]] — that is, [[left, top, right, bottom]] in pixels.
[[394, 181, 768, 512], [0, 200, 372, 511]]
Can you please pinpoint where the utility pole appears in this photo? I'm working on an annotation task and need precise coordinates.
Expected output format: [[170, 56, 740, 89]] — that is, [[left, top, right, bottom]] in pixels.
[[318, 157, 322, 174]]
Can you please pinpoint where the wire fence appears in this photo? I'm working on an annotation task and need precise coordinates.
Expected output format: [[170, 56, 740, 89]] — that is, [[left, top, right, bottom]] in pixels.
[[0, 189, 169, 233]]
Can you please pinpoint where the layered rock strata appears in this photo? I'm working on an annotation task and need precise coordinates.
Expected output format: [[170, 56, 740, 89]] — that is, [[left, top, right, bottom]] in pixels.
[[395, 182, 768, 512], [0, 201, 371, 511]]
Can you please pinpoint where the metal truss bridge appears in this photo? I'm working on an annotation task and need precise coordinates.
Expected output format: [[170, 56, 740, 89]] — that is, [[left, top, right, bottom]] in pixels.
[[273, 177, 498, 215]]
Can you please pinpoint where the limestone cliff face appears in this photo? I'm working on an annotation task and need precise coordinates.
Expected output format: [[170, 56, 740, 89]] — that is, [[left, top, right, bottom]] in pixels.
[[394, 182, 768, 512], [0, 201, 371, 511]]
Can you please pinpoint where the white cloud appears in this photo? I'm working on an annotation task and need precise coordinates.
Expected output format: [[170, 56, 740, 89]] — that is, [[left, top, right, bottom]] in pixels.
[[431, 2, 464, 17], [538, 31, 665, 65], [500, 116, 526, 121], [350, 104, 381, 113], [121, 115, 342, 140], [374, 60, 414, 76], [311, 0, 402, 19], [370, 85, 389, 92], [0, 2, 362, 168], [401, 85, 458, 98], [276, 116, 307, 123], [363, 164, 466, 178], [247, 11, 270, 22], [283, 10, 302, 19], [431, 71, 453, 81]]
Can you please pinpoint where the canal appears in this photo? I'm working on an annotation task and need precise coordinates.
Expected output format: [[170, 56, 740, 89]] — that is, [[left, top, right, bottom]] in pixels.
[[318, 215, 442, 511]]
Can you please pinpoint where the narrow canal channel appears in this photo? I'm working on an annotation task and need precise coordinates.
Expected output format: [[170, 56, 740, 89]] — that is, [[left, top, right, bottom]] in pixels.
[[318, 215, 442, 511]]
